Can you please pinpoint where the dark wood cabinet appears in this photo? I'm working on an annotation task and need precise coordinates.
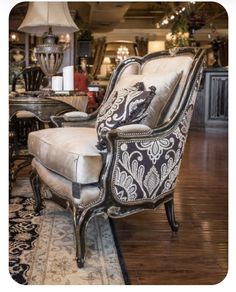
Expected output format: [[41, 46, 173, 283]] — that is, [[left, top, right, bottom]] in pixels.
[[191, 67, 228, 129]]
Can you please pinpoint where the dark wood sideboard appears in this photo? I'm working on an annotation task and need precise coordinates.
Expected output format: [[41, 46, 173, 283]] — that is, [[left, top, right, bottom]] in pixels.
[[191, 67, 228, 129]]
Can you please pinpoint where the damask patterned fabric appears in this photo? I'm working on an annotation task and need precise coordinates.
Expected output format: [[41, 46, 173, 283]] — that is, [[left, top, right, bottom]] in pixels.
[[111, 103, 194, 203], [96, 82, 156, 150]]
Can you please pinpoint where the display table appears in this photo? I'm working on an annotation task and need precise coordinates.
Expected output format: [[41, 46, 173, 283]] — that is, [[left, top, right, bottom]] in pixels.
[[9, 94, 88, 122]]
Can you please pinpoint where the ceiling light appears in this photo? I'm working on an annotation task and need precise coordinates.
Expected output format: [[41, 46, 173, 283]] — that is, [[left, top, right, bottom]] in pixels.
[[163, 19, 169, 25], [10, 32, 18, 42], [116, 45, 129, 64], [170, 15, 175, 20]]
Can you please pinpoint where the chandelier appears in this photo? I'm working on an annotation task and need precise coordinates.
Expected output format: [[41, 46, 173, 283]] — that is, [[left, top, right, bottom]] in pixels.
[[116, 45, 129, 64], [166, 31, 190, 49]]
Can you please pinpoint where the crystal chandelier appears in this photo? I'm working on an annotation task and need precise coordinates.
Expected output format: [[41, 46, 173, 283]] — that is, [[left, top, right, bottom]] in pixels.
[[116, 45, 129, 64], [166, 31, 190, 49]]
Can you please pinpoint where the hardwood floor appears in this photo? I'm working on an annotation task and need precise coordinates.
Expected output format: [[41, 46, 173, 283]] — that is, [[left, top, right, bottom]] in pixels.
[[112, 129, 228, 285], [14, 129, 228, 285]]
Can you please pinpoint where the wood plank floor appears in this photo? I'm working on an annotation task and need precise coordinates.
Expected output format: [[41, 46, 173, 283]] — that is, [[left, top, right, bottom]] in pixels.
[[14, 129, 228, 285], [112, 129, 228, 285]]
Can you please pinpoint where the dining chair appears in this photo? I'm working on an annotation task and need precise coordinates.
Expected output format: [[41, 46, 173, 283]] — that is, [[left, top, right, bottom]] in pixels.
[[12, 66, 45, 92], [10, 66, 45, 184], [11, 66, 45, 149]]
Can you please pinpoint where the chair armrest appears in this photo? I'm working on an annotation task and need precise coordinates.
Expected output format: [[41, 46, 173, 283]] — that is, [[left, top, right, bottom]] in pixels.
[[116, 124, 152, 135], [63, 111, 89, 121], [50, 109, 99, 128]]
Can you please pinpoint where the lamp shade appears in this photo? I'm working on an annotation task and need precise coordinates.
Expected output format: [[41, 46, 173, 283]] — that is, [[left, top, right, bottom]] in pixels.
[[103, 57, 111, 64], [148, 41, 165, 53], [18, 2, 79, 35]]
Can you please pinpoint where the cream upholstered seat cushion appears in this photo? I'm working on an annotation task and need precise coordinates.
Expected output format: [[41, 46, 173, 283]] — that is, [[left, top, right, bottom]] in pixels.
[[32, 158, 100, 207], [28, 127, 102, 184]]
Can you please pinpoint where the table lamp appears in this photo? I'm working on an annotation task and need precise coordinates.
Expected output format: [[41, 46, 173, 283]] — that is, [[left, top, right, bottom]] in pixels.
[[103, 56, 111, 77], [18, 2, 79, 87]]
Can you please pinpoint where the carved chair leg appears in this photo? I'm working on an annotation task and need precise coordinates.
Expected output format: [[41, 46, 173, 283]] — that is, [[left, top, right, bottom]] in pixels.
[[30, 170, 43, 215], [73, 208, 91, 268], [164, 199, 179, 232]]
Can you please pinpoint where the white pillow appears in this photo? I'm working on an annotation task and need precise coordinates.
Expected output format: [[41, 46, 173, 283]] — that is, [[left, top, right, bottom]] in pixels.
[[114, 71, 182, 127]]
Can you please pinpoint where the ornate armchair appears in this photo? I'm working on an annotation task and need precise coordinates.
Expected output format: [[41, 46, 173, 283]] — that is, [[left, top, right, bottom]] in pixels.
[[28, 48, 205, 268]]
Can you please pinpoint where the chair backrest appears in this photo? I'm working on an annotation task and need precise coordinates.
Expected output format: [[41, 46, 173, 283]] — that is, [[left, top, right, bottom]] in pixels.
[[102, 48, 204, 128], [12, 66, 45, 92]]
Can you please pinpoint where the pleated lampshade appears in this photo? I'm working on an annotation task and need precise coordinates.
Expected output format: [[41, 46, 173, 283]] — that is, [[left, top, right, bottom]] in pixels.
[[18, 2, 78, 35], [18, 2, 79, 85]]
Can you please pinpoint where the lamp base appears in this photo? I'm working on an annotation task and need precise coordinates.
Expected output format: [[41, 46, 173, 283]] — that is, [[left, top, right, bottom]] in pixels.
[[43, 27, 59, 45], [36, 44, 64, 86]]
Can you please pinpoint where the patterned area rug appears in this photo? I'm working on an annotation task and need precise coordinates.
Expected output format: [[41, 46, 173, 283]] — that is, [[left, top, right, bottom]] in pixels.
[[9, 179, 125, 285]]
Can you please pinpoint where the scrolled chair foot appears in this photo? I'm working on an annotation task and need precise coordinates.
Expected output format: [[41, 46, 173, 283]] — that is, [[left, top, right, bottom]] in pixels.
[[170, 219, 179, 232], [76, 257, 84, 268], [34, 209, 42, 216], [30, 169, 44, 214], [164, 199, 179, 232]]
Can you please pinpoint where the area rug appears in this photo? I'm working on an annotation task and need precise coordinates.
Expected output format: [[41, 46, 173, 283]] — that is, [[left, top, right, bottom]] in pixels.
[[9, 178, 126, 285]]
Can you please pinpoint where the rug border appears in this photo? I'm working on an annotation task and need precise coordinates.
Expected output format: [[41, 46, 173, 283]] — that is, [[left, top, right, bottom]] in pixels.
[[109, 218, 131, 285]]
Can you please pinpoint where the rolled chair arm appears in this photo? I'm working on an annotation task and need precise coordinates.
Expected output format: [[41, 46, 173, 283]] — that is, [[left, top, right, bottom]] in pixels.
[[50, 109, 98, 128], [63, 111, 89, 121], [116, 124, 152, 134]]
